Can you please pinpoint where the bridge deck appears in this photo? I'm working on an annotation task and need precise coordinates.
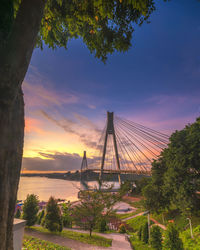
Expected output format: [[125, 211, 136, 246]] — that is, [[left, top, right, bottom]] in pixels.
[[83, 168, 151, 175]]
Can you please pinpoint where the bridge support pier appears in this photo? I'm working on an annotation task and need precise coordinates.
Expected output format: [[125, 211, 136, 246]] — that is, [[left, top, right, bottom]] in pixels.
[[99, 112, 121, 188]]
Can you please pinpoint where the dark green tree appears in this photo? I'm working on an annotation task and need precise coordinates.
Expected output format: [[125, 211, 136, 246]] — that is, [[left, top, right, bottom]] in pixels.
[[138, 225, 142, 240], [0, 1, 156, 247], [134, 177, 151, 195], [98, 217, 108, 233], [150, 226, 162, 250], [37, 209, 45, 225], [142, 222, 149, 244], [143, 157, 170, 213], [164, 223, 183, 250], [14, 209, 21, 219], [22, 194, 39, 226], [43, 196, 63, 232], [143, 117, 200, 214]]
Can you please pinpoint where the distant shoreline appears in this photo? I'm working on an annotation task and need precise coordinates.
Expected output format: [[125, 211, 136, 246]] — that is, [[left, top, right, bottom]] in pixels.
[[20, 170, 148, 182]]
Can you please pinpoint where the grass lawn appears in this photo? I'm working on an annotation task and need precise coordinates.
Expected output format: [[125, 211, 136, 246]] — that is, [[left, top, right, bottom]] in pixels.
[[126, 215, 153, 232], [180, 225, 200, 249], [30, 226, 112, 247], [23, 235, 70, 250]]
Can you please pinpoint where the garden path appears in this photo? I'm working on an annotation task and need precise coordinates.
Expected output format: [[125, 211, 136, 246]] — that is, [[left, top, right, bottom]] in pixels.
[[25, 227, 132, 250]]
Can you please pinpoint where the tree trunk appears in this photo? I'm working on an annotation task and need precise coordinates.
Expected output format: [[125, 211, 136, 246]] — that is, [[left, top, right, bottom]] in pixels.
[[0, 0, 46, 249], [0, 89, 24, 250]]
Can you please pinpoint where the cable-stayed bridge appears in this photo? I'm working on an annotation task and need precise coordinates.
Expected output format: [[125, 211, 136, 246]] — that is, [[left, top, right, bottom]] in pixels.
[[80, 111, 169, 185]]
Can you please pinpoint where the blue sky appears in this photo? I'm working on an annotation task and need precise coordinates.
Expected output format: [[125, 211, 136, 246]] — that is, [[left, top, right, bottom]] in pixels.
[[22, 0, 200, 172]]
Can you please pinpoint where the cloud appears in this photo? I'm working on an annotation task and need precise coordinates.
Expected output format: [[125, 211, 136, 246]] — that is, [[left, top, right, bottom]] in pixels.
[[124, 93, 200, 134], [22, 152, 82, 171], [88, 104, 96, 109], [22, 151, 101, 172], [23, 82, 78, 108], [40, 110, 103, 150]]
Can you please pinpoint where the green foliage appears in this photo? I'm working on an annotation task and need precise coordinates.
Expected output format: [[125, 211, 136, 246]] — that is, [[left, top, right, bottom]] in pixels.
[[23, 235, 70, 250], [133, 177, 151, 195], [72, 189, 118, 236], [22, 194, 39, 226], [180, 225, 200, 249], [98, 217, 108, 233], [118, 224, 126, 233], [144, 118, 200, 214], [62, 202, 72, 228], [150, 226, 162, 250], [142, 222, 149, 244], [43, 196, 63, 232], [130, 234, 153, 250], [15, 208, 21, 219], [138, 226, 142, 240], [12, 0, 156, 62], [30, 226, 112, 247], [126, 215, 148, 232], [163, 223, 183, 250], [37, 210, 45, 225], [119, 180, 133, 196]]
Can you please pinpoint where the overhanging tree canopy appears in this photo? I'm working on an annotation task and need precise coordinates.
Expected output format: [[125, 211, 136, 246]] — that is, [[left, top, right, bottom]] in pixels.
[[0, 1, 156, 249]]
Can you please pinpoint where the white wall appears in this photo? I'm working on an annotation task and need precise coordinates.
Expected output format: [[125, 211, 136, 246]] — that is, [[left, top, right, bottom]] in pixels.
[[13, 219, 26, 250]]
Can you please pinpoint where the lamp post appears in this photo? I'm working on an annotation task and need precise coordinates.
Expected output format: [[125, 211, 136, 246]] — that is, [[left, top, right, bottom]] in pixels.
[[187, 218, 193, 239]]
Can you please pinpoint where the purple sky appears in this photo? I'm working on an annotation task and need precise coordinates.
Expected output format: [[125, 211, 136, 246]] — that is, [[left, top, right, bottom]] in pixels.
[[22, 0, 200, 172]]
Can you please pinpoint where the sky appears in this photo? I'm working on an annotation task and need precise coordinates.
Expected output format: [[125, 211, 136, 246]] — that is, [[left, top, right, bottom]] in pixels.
[[22, 0, 200, 173]]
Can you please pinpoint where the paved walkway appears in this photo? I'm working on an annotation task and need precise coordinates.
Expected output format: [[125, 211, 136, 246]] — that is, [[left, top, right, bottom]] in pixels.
[[68, 228, 132, 250], [25, 227, 132, 250], [122, 211, 145, 221], [150, 218, 166, 230]]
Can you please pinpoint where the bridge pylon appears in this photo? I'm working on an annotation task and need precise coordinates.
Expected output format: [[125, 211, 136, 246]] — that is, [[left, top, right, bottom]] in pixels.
[[99, 111, 121, 186], [80, 150, 88, 179]]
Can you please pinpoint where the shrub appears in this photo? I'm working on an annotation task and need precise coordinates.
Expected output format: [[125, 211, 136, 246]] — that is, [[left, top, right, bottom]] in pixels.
[[43, 196, 63, 232], [98, 218, 108, 232], [15, 209, 21, 219], [118, 224, 126, 234], [22, 194, 39, 226], [138, 226, 142, 240], [142, 222, 149, 244], [150, 226, 162, 250], [62, 202, 72, 228], [164, 223, 183, 250]]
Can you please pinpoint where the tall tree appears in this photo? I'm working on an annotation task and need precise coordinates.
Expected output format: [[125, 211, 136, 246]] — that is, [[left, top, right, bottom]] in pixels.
[[163, 223, 183, 250], [72, 189, 118, 236], [150, 226, 162, 250], [143, 117, 200, 214], [0, 1, 155, 248], [22, 194, 39, 226], [43, 196, 63, 232]]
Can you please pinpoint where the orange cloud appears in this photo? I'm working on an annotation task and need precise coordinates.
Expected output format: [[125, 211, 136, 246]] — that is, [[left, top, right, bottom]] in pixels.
[[25, 117, 45, 135]]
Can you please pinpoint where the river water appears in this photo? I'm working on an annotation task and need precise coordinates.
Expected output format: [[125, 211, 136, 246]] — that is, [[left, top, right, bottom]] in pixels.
[[17, 177, 81, 202], [17, 177, 120, 202]]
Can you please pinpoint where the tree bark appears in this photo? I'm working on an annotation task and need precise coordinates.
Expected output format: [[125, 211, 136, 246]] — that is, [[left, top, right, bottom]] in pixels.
[[0, 0, 46, 249]]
